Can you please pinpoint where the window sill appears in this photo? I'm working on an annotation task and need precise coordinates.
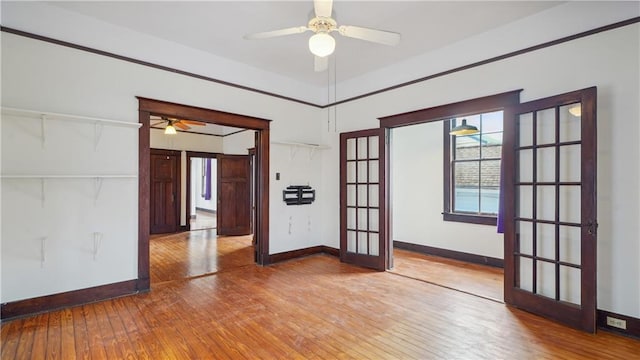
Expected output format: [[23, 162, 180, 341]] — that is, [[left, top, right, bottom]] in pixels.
[[443, 212, 497, 226]]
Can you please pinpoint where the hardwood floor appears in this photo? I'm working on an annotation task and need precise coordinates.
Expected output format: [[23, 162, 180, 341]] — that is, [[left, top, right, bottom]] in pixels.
[[150, 231, 253, 284], [2, 253, 639, 359], [390, 248, 504, 301]]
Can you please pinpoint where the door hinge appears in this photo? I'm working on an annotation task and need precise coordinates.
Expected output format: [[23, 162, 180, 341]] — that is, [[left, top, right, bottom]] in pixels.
[[584, 221, 598, 235]]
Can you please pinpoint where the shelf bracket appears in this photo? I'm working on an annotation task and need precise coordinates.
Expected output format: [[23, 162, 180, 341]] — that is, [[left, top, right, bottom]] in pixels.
[[40, 115, 47, 149], [94, 122, 104, 151], [93, 232, 102, 260], [40, 236, 46, 267], [94, 177, 103, 205], [40, 178, 46, 207]]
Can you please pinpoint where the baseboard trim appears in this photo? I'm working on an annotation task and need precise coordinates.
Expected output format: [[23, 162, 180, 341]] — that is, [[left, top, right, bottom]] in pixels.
[[268, 245, 339, 264], [1, 279, 140, 321], [597, 309, 640, 339], [394, 240, 504, 268], [195, 207, 216, 214]]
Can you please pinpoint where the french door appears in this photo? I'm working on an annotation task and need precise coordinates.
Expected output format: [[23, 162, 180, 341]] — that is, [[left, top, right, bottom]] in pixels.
[[503, 87, 597, 332], [340, 128, 389, 270]]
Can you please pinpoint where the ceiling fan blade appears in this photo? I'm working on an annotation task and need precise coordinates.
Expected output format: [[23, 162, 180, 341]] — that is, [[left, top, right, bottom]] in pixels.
[[174, 122, 190, 130], [243, 26, 308, 40], [180, 120, 206, 126], [314, 0, 333, 18], [338, 25, 401, 46], [314, 55, 328, 72]]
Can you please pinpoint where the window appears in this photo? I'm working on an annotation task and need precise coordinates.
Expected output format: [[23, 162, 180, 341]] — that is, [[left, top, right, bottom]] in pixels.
[[444, 111, 503, 225]]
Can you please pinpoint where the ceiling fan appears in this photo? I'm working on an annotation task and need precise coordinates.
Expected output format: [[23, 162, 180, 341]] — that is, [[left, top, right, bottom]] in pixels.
[[151, 115, 206, 134], [243, 0, 401, 72]]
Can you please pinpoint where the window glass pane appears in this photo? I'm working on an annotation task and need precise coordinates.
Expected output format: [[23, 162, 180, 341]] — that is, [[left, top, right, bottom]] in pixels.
[[519, 113, 534, 147], [536, 108, 556, 145], [536, 185, 555, 221], [357, 185, 367, 207], [357, 161, 368, 183], [518, 257, 533, 292], [347, 185, 356, 207], [455, 135, 480, 160], [536, 223, 555, 260], [358, 208, 368, 230], [559, 185, 581, 224], [358, 232, 368, 254], [516, 221, 533, 255], [454, 161, 479, 213], [559, 144, 580, 182], [346, 138, 356, 160], [517, 185, 533, 219], [481, 111, 503, 133], [536, 260, 556, 299], [481, 137, 502, 159], [559, 266, 581, 305], [346, 161, 356, 183], [369, 233, 379, 256], [518, 149, 533, 183], [368, 136, 379, 158], [368, 185, 379, 207], [347, 231, 357, 252], [347, 208, 356, 229], [369, 160, 379, 183], [559, 225, 581, 265], [369, 209, 379, 232], [357, 137, 368, 159], [537, 147, 555, 182], [559, 103, 581, 143], [479, 160, 500, 214]]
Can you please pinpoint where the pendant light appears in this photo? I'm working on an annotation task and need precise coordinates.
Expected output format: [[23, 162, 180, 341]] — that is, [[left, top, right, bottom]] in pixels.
[[449, 119, 479, 136], [164, 123, 177, 135]]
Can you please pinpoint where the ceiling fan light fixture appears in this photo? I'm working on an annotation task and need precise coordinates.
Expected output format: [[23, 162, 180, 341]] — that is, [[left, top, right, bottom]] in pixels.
[[309, 32, 335, 57], [449, 119, 479, 136], [164, 124, 177, 135], [568, 104, 582, 117]]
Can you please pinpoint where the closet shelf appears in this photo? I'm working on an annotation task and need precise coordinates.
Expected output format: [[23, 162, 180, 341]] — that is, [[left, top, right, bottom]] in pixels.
[[271, 141, 330, 150], [1, 107, 142, 128], [0, 175, 137, 179]]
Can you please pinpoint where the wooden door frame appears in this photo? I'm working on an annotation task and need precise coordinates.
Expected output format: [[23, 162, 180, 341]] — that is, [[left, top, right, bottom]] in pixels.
[[137, 97, 271, 291], [185, 151, 221, 232], [378, 90, 522, 270], [149, 148, 181, 234]]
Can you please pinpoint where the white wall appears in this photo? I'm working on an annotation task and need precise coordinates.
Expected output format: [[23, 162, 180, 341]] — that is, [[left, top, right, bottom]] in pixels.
[[320, 24, 640, 318], [391, 122, 503, 259], [222, 130, 255, 155], [1, 31, 324, 303]]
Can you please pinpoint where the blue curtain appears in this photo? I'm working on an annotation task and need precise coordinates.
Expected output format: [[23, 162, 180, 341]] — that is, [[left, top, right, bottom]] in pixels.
[[204, 158, 212, 200], [496, 160, 505, 233]]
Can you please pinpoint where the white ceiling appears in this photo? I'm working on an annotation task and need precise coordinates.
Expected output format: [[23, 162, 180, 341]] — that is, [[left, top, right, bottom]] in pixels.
[[47, 1, 562, 88]]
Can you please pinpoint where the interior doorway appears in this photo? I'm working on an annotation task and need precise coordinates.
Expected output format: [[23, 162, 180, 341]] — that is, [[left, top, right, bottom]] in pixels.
[[137, 97, 271, 292], [187, 154, 218, 231]]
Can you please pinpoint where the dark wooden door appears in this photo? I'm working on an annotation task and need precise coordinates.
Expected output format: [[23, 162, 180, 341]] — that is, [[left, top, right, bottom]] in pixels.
[[503, 87, 597, 332], [150, 149, 180, 234], [340, 128, 389, 271], [217, 155, 251, 236]]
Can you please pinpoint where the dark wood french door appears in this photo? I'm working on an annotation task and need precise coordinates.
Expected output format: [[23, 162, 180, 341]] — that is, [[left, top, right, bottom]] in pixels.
[[217, 154, 252, 236], [340, 128, 389, 271], [503, 87, 597, 332], [150, 149, 180, 234]]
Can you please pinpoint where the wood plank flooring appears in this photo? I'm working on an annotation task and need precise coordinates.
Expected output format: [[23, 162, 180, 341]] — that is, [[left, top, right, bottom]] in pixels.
[[390, 248, 504, 301], [150, 231, 253, 284], [2, 253, 639, 359]]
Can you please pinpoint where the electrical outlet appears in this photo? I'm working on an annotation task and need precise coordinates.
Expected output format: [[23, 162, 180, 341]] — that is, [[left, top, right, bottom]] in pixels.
[[606, 316, 627, 329]]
